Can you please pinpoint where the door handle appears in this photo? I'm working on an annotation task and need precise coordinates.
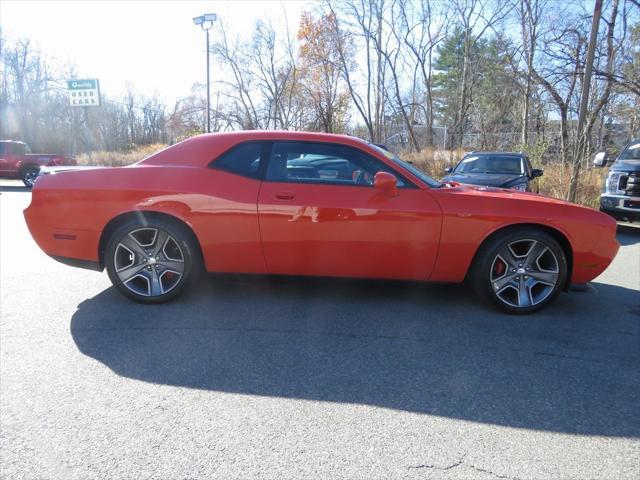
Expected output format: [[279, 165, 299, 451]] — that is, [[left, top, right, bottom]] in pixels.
[[275, 191, 295, 200]]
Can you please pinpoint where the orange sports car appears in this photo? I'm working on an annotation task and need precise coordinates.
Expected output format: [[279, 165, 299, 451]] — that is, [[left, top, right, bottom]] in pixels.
[[24, 131, 619, 313]]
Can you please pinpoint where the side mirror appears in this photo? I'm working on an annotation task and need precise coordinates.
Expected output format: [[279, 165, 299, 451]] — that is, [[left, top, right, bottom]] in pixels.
[[444, 167, 453, 174], [374, 171, 398, 197], [593, 151, 609, 167], [531, 168, 543, 178]]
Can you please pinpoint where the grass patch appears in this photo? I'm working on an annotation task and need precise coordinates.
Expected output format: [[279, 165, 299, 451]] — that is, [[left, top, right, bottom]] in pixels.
[[75, 144, 167, 167]]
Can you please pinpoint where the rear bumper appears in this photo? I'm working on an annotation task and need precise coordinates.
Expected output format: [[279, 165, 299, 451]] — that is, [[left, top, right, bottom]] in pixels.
[[50, 255, 102, 271], [24, 205, 101, 266]]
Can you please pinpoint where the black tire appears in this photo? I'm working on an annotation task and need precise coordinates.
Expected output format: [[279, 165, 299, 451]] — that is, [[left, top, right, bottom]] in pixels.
[[21, 165, 40, 188], [105, 217, 201, 303], [469, 227, 568, 314]]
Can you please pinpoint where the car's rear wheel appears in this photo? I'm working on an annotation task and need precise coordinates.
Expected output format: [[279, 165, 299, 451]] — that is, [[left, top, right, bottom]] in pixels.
[[105, 218, 200, 303], [470, 228, 568, 314], [21, 166, 40, 188]]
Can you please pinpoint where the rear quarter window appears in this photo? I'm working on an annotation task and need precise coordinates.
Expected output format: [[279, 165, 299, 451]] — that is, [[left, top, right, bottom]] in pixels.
[[210, 142, 263, 179]]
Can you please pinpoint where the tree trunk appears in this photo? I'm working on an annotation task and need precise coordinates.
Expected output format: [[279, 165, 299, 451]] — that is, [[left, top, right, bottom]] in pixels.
[[521, 77, 531, 145]]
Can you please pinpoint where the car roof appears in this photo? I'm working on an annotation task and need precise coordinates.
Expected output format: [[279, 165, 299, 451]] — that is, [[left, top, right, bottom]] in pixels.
[[465, 152, 525, 157], [140, 130, 375, 168]]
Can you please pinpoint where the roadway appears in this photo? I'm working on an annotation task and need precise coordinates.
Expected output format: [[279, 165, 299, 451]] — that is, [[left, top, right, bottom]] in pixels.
[[1, 181, 638, 479]]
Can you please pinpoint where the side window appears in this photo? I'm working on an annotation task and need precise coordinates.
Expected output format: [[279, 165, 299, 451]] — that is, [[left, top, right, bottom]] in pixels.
[[210, 142, 263, 179], [0, 143, 5, 155], [265, 141, 407, 187], [12, 143, 27, 155]]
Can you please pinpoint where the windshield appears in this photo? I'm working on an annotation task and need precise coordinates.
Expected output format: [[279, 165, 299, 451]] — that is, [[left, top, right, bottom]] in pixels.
[[455, 155, 523, 175], [619, 142, 640, 161], [369, 144, 442, 188]]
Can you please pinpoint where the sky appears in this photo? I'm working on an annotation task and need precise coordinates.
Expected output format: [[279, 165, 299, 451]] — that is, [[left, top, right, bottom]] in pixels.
[[0, 0, 315, 104]]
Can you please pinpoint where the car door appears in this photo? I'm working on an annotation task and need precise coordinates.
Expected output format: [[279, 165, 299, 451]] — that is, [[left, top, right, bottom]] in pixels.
[[198, 141, 269, 274], [0, 143, 10, 174], [257, 141, 442, 281]]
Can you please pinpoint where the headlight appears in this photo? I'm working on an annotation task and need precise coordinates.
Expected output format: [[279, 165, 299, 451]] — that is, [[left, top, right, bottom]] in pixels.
[[605, 172, 622, 193], [511, 183, 527, 191]]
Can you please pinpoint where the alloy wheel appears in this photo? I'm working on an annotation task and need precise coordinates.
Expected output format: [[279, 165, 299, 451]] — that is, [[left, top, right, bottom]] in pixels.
[[23, 170, 38, 187], [113, 227, 185, 297], [489, 238, 560, 308]]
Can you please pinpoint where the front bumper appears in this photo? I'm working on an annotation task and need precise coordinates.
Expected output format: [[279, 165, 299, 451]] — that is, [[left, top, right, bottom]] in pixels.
[[600, 194, 640, 221]]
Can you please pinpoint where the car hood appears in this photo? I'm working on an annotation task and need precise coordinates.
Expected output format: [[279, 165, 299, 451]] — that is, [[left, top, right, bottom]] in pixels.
[[610, 160, 640, 173], [442, 182, 574, 205], [441, 172, 526, 187]]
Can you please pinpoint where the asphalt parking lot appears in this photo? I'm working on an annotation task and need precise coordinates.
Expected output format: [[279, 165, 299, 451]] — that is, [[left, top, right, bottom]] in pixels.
[[1, 181, 639, 479]]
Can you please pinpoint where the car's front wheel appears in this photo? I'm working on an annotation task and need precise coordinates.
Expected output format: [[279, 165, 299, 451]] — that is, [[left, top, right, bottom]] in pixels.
[[21, 166, 40, 188], [470, 228, 568, 314], [105, 217, 201, 303]]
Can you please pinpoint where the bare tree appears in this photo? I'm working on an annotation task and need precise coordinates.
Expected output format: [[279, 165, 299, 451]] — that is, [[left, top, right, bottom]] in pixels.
[[529, 3, 588, 164], [326, 0, 387, 142], [210, 20, 262, 129], [397, 0, 448, 147], [251, 18, 301, 129], [517, 0, 547, 145], [449, 0, 513, 148]]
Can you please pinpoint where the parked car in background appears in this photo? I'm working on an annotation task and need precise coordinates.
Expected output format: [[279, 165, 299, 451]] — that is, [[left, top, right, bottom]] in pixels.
[[24, 131, 619, 314], [595, 139, 640, 222], [0, 140, 76, 187], [442, 152, 543, 192]]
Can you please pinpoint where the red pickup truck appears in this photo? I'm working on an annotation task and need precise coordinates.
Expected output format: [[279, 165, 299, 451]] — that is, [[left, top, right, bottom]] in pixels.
[[0, 140, 76, 187]]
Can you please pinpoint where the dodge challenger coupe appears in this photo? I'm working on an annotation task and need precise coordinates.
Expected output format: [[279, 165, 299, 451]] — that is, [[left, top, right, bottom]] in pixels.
[[24, 131, 619, 313]]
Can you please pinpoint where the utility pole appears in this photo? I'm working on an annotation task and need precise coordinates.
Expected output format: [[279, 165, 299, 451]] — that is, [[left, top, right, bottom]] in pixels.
[[568, 0, 602, 203]]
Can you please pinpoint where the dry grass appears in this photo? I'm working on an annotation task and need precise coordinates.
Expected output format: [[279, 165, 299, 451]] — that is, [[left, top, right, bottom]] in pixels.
[[403, 149, 606, 208], [537, 163, 606, 209], [76, 144, 167, 167], [402, 147, 464, 178]]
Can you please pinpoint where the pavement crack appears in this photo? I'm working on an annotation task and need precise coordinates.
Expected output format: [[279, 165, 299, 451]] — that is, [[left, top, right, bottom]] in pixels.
[[466, 463, 521, 480], [408, 455, 520, 480], [408, 454, 465, 471]]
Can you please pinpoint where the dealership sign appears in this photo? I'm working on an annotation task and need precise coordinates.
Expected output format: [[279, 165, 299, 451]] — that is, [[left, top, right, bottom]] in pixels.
[[67, 79, 101, 107]]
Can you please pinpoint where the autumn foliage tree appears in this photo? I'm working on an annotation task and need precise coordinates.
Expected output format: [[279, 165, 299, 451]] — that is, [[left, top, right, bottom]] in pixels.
[[297, 12, 350, 133]]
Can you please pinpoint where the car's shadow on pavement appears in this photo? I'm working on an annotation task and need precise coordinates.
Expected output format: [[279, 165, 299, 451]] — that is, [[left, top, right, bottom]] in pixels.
[[70, 274, 639, 438], [617, 224, 640, 245], [0, 185, 31, 193]]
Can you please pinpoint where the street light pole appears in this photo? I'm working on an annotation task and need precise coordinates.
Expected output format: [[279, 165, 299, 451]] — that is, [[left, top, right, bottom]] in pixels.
[[193, 13, 217, 133], [206, 28, 210, 133]]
